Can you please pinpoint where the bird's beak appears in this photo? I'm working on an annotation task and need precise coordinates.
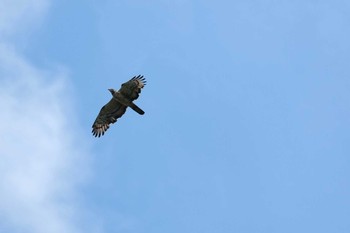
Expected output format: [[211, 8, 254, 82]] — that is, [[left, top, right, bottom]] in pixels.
[[108, 89, 113, 93]]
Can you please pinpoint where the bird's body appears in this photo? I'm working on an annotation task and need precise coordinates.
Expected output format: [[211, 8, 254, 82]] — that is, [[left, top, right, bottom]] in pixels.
[[92, 75, 146, 137], [109, 90, 145, 115]]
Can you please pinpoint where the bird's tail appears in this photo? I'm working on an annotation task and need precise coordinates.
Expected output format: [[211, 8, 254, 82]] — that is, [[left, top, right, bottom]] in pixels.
[[129, 103, 145, 115]]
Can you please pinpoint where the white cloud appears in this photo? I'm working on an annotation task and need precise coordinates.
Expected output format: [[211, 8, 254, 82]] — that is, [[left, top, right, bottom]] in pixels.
[[0, 1, 93, 233], [0, 0, 49, 37]]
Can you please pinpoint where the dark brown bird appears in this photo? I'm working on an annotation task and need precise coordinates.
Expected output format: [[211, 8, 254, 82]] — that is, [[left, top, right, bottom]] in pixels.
[[92, 75, 146, 137]]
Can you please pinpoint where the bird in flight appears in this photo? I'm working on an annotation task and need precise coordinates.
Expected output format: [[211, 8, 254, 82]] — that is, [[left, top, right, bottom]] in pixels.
[[92, 75, 146, 137]]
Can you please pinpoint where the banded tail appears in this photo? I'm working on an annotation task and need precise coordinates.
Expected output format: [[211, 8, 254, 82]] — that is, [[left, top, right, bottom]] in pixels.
[[129, 103, 145, 115]]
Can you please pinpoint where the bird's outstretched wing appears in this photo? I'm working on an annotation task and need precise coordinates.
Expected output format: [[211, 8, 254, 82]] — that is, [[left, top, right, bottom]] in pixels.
[[119, 75, 146, 101], [92, 98, 127, 137]]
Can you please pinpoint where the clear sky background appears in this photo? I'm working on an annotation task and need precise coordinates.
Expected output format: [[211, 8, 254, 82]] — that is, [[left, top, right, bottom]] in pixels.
[[1, 0, 349, 233]]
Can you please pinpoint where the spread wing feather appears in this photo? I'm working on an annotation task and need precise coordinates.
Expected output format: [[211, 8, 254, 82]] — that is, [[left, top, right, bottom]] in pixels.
[[119, 75, 146, 101], [92, 98, 127, 137]]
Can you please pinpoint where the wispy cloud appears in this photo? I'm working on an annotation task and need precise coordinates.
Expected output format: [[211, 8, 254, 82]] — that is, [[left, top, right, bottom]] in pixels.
[[0, 1, 93, 233], [0, 0, 49, 37]]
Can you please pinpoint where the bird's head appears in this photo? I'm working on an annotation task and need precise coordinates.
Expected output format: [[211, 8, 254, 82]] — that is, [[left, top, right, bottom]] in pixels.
[[108, 89, 116, 95]]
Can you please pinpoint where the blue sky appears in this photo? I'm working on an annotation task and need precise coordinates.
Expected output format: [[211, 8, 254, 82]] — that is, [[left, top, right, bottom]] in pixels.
[[1, 0, 350, 232]]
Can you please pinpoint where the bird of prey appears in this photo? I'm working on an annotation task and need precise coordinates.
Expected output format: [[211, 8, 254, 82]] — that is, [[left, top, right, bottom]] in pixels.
[[92, 75, 146, 137]]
